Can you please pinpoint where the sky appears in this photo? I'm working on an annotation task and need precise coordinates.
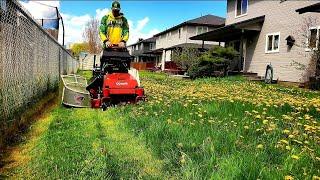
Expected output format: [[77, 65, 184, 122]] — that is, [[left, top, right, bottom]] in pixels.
[[20, 1, 227, 46]]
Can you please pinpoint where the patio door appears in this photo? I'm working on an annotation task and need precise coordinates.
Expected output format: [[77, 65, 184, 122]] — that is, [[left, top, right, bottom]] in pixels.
[[228, 40, 246, 71]]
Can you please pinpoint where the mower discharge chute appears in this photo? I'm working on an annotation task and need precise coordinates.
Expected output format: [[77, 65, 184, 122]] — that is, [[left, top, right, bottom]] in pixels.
[[86, 46, 146, 110]]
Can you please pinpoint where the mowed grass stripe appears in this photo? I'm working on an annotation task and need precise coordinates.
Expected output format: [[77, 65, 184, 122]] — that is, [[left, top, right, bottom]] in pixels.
[[7, 107, 166, 179]]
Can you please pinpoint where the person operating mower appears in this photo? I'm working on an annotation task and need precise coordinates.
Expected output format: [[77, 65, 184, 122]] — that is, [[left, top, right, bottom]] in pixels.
[[99, 1, 129, 48], [86, 0, 145, 110]]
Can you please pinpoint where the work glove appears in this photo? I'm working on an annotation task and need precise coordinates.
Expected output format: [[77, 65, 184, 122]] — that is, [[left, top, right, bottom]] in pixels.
[[104, 40, 111, 47], [119, 41, 126, 48]]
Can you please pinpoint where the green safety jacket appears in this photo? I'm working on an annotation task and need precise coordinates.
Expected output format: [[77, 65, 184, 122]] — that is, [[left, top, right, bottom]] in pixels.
[[99, 12, 129, 45]]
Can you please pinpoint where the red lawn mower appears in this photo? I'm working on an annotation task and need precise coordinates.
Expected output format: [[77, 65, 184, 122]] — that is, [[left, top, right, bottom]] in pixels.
[[86, 45, 146, 110]]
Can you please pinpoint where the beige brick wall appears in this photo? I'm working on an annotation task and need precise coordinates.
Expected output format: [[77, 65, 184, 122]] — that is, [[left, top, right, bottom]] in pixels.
[[227, 0, 320, 82]]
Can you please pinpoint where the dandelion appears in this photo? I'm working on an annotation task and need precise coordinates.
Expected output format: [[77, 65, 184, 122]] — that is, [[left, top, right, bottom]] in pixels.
[[263, 120, 268, 124], [288, 134, 294, 139], [285, 175, 294, 180], [280, 139, 289, 145], [244, 126, 249, 129], [256, 144, 264, 149], [255, 115, 262, 119], [283, 129, 290, 134], [312, 176, 320, 180], [177, 143, 183, 148], [285, 145, 291, 150], [291, 155, 300, 160], [180, 154, 186, 164]]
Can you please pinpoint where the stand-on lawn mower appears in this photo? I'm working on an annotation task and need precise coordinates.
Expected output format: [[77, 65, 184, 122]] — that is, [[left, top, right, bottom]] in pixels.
[[61, 46, 145, 110], [85, 46, 146, 110]]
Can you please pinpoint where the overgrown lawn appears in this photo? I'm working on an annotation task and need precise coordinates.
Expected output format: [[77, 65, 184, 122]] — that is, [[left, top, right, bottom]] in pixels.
[[2, 71, 319, 179]]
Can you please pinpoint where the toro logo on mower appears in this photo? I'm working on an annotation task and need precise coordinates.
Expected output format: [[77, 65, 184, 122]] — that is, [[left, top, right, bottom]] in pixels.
[[115, 81, 128, 86], [74, 95, 85, 105]]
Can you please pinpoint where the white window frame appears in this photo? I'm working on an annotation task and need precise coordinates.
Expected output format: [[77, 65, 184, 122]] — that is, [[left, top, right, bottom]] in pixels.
[[0, 0, 6, 11], [196, 26, 209, 35], [265, 32, 280, 54], [306, 26, 320, 51], [150, 43, 154, 50], [235, 0, 248, 18]]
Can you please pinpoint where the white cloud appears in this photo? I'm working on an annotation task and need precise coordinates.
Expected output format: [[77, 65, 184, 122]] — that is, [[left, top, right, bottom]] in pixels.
[[58, 10, 105, 46], [20, 1, 159, 47], [20, 1, 60, 19], [127, 17, 160, 45], [96, 8, 109, 21]]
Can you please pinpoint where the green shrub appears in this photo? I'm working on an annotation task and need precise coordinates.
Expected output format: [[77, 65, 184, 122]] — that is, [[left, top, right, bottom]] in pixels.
[[188, 46, 237, 79]]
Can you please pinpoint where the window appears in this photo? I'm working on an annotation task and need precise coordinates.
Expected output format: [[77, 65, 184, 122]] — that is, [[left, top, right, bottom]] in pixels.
[[307, 27, 320, 50], [135, 45, 139, 50], [265, 32, 280, 53], [150, 43, 154, 50], [196, 26, 209, 35], [0, 0, 6, 12], [178, 28, 181, 39], [236, 0, 248, 17]]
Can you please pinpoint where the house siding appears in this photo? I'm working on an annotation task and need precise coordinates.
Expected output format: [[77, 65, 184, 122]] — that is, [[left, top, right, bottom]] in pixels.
[[227, 0, 320, 82], [156, 25, 219, 65]]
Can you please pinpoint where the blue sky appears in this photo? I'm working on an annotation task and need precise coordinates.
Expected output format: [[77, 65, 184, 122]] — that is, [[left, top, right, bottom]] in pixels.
[[21, 1, 227, 45], [60, 1, 227, 34]]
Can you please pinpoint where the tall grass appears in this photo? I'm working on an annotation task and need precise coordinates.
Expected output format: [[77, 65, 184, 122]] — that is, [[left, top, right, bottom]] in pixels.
[[2, 71, 319, 179]]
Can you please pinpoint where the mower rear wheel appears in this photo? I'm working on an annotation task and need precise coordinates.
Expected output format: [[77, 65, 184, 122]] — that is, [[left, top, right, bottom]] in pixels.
[[102, 102, 111, 111]]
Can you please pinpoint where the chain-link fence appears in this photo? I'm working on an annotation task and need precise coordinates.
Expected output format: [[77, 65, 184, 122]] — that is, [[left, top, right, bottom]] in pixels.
[[0, 0, 79, 143]]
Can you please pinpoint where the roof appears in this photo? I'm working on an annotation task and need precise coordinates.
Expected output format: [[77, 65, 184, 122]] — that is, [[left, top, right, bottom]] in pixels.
[[153, 14, 225, 37], [296, 2, 320, 14], [127, 37, 156, 47], [190, 16, 265, 41]]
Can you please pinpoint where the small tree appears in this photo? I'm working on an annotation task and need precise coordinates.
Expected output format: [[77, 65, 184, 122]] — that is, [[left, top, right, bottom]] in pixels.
[[83, 18, 102, 54], [291, 17, 320, 82], [70, 42, 89, 58], [171, 46, 201, 71], [188, 46, 237, 79]]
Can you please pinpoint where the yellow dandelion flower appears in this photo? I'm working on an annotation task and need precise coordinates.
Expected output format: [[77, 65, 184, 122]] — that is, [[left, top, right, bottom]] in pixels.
[[180, 154, 186, 164], [312, 176, 320, 180], [285, 175, 294, 180], [280, 139, 289, 145], [256, 144, 264, 149], [177, 143, 183, 148], [283, 129, 290, 134], [291, 155, 300, 160], [263, 120, 268, 124], [244, 125, 249, 129], [288, 134, 294, 139], [285, 145, 291, 150]]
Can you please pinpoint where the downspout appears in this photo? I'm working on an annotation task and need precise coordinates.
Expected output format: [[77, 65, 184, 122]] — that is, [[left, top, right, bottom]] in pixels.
[[239, 29, 244, 72]]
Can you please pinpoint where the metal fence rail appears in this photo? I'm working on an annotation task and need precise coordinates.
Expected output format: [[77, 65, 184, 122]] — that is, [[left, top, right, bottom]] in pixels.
[[0, 0, 79, 138]]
